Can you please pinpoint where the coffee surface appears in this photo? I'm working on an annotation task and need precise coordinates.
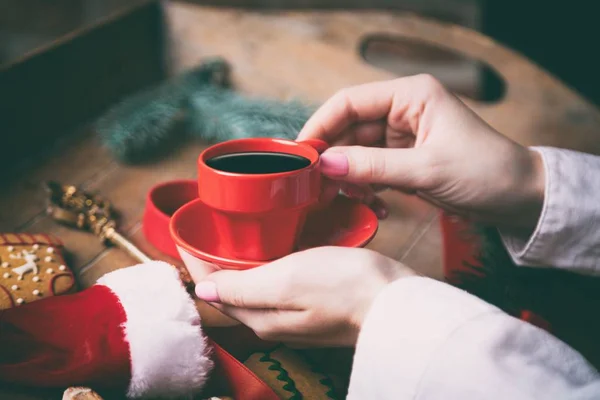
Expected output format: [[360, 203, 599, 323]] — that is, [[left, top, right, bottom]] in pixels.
[[206, 151, 311, 174]]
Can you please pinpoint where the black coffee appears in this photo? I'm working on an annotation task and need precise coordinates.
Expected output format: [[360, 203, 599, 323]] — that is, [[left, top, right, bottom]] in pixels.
[[206, 151, 311, 174]]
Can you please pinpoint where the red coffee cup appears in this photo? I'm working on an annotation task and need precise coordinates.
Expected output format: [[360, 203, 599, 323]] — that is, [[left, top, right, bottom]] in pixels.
[[197, 137, 328, 261]]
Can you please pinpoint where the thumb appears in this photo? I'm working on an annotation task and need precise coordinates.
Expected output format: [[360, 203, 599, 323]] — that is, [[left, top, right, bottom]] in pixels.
[[186, 259, 220, 284], [195, 266, 285, 308], [319, 146, 429, 188]]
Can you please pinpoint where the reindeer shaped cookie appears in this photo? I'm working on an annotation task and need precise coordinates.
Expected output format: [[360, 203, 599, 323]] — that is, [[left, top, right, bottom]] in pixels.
[[11, 249, 40, 279], [0, 234, 75, 308]]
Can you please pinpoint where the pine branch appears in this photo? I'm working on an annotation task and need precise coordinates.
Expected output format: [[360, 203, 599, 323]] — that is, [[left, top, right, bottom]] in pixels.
[[187, 86, 315, 142], [95, 58, 315, 164]]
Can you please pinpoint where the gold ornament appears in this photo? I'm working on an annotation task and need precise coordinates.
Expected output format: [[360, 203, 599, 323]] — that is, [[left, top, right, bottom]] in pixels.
[[45, 181, 151, 263]]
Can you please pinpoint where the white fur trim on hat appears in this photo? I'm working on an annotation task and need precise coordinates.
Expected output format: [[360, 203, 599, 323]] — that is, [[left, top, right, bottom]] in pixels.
[[97, 261, 213, 398]]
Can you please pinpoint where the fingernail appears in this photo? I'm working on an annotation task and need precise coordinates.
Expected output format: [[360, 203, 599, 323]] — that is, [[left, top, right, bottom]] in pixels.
[[375, 207, 388, 219], [319, 152, 349, 176], [195, 281, 220, 302]]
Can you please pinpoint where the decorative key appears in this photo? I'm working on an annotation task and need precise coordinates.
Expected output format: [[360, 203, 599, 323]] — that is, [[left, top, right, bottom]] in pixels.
[[44, 181, 192, 285], [45, 181, 151, 263]]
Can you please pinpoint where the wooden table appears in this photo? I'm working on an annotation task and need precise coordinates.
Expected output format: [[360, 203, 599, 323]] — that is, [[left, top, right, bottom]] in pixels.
[[3, 2, 600, 399]]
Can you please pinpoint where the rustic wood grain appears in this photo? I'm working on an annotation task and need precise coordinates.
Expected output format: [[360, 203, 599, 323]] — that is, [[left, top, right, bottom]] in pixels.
[[400, 212, 444, 280], [366, 190, 436, 259]]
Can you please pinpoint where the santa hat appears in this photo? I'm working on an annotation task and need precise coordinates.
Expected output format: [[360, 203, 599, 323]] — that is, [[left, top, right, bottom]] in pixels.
[[0, 261, 213, 398]]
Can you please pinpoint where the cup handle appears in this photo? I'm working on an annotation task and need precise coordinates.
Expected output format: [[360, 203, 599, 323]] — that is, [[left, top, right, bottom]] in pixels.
[[297, 138, 336, 211], [298, 138, 329, 154]]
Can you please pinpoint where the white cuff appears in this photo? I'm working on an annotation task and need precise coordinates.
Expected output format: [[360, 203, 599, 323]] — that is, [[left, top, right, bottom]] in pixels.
[[98, 261, 213, 399], [347, 276, 500, 400], [500, 147, 600, 275]]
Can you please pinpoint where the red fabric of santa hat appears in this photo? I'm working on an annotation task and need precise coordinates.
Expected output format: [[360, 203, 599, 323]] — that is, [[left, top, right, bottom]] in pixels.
[[0, 261, 213, 398]]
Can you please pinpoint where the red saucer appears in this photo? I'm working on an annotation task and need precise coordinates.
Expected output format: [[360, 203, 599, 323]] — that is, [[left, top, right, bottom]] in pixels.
[[170, 195, 378, 270], [142, 179, 199, 259]]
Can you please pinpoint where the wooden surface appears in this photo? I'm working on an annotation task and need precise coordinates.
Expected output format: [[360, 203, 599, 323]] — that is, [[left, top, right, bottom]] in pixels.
[[2, 2, 600, 399]]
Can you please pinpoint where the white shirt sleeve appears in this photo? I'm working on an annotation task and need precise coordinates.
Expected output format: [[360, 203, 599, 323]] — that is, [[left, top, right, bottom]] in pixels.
[[347, 277, 600, 400], [499, 147, 600, 276]]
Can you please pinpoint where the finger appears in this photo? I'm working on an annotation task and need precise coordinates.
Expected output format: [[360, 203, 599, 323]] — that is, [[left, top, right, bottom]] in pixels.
[[319, 177, 342, 206], [338, 182, 376, 204], [207, 304, 268, 326], [370, 195, 389, 220], [351, 120, 387, 146], [297, 74, 444, 143], [343, 182, 392, 194], [193, 299, 240, 327], [209, 305, 307, 341], [349, 186, 389, 220], [213, 306, 355, 346], [319, 146, 430, 189], [338, 183, 389, 219], [195, 263, 297, 309], [338, 182, 370, 200], [186, 259, 221, 283], [325, 120, 387, 147], [330, 121, 415, 149], [385, 130, 416, 149], [297, 80, 398, 142], [390, 186, 418, 195], [371, 183, 390, 193]]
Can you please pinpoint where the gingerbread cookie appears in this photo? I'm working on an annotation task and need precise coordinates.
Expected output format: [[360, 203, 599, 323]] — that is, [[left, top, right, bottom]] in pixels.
[[63, 387, 104, 400], [0, 233, 76, 309]]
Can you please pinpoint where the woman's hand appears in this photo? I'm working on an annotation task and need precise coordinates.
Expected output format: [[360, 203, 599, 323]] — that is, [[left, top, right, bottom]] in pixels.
[[299, 74, 545, 233], [194, 247, 415, 346]]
